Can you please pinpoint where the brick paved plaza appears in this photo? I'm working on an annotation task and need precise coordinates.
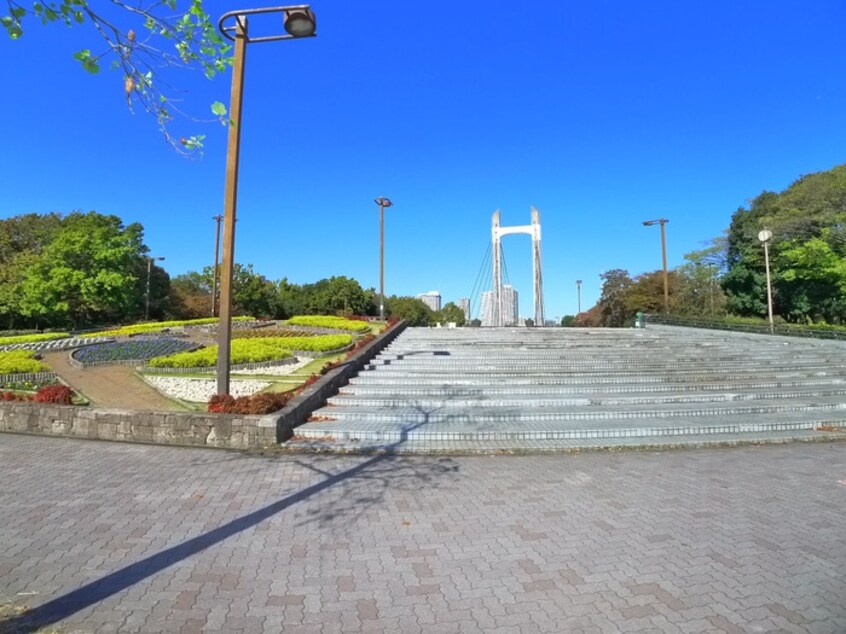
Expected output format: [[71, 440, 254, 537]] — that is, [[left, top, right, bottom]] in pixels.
[[1, 435, 844, 633]]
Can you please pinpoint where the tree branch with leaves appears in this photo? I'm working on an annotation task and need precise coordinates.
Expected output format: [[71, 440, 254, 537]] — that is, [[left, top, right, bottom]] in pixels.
[[3, 0, 230, 155]]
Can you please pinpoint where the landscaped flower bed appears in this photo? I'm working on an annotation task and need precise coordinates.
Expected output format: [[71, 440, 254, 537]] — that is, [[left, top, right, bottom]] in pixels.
[[82, 316, 254, 338], [147, 334, 351, 368], [0, 332, 70, 346], [2, 384, 77, 404], [0, 350, 49, 375], [71, 337, 198, 367], [284, 316, 371, 333]]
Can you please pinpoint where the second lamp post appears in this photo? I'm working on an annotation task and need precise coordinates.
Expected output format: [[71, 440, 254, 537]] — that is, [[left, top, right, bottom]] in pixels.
[[375, 197, 393, 321], [643, 218, 669, 313]]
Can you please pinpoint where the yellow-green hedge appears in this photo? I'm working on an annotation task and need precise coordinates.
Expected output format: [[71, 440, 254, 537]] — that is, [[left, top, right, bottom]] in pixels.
[[284, 315, 370, 333], [0, 350, 49, 374], [147, 334, 351, 368], [83, 316, 253, 338], [0, 332, 69, 346]]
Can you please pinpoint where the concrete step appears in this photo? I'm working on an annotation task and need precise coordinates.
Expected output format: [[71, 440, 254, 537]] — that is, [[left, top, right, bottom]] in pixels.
[[285, 429, 846, 454], [340, 377, 846, 396], [295, 412, 846, 443], [315, 398, 846, 424], [327, 385, 846, 409], [350, 368, 846, 384]]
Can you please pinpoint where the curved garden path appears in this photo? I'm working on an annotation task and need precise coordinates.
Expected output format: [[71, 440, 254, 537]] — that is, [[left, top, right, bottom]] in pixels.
[[42, 351, 182, 411]]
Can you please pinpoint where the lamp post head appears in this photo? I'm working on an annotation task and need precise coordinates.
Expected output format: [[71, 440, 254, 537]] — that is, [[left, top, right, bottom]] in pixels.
[[643, 218, 668, 227], [576, 279, 582, 286], [283, 7, 317, 37], [374, 197, 393, 209]]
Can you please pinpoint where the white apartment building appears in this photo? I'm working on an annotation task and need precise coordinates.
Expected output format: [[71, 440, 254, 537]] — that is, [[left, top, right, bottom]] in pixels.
[[418, 291, 442, 312], [480, 285, 519, 326]]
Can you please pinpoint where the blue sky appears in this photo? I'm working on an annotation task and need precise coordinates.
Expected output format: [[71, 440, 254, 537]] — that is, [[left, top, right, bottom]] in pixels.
[[2, 0, 845, 320]]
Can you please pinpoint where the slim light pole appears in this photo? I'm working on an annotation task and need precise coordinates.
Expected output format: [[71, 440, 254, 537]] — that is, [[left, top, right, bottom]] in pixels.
[[374, 197, 393, 321], [215, 5, 317, 396], [211, 214, 223, 317], [758, 229, 775, 334], [576, 279, 582, 316], [643, 218, 669, 312], [145, 256, 165, 320]]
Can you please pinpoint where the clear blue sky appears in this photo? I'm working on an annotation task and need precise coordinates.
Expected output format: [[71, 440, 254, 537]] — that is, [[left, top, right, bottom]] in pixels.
[[2, 1, 845, 320]]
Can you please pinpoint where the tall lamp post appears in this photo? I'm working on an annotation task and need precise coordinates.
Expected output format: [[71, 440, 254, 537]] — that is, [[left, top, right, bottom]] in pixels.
[[374, 197, 393, 321], [643, 218, 669, 313], [145, 256, 165, 320], [216, 5, 317, 396], [758, 229, 775, 334], [576, 279, 582, 317], [211, 214, 223, 317]]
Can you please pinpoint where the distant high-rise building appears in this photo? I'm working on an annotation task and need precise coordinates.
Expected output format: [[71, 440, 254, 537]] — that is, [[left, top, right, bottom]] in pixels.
[[481, 285, 518, 326], [459, 298, 470, 321], [418, 291, 442, 312]]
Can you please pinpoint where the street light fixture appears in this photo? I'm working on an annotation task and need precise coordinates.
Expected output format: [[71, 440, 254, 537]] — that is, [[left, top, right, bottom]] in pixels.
[[145, 256, 165, 321], [643, 218, 669, 313], [215, 4, 317, 396], [758, 229, 775, 334], [374, 197, 393, 321], [576, 279, 582, 317]]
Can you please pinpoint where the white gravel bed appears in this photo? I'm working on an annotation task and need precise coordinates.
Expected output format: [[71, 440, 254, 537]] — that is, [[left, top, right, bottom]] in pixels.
[[143, 376, 271, 402], [231, 357, 313, 376]]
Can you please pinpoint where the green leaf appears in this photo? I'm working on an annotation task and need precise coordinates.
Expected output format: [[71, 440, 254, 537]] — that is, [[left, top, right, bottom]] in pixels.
[[72, 48, 90, 61], [210, 101, 227, 116], [82, 57, 99, 74]]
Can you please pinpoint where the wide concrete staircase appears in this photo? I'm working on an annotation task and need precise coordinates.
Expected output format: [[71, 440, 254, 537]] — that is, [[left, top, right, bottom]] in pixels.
[[288, 325, 846, 453]]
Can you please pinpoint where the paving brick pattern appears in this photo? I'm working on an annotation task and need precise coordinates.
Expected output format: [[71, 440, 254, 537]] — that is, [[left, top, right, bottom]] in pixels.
[[1, 435, 845, 633]]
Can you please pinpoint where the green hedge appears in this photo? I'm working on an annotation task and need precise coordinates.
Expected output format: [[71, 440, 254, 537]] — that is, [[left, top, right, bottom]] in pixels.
[[284, 315, 370, 333], [0, 332, 70, 346], [147, 334, 351, 368], [0, 350, 49, 374]]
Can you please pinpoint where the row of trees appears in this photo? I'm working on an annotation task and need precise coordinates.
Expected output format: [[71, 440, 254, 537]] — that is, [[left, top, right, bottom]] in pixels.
[[581, 163, 846, 327], [0, 211, 466, 330]]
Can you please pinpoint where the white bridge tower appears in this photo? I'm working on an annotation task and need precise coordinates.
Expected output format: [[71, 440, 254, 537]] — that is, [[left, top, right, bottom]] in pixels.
[[491, 208, 545, 327]]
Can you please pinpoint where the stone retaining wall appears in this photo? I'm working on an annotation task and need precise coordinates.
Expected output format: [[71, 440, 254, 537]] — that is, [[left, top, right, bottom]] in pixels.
[[0, 321, 406, 450], [0, 404, 274, 450]]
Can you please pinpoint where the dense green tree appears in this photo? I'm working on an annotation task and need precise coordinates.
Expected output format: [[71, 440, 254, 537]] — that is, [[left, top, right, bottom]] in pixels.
[[168, 271, 211, 319], [624, 270, 676, 314], [386, 296, 433, 326], [18, 212, 146, 328], [437, 302, 466, 326], [169, 264, 279, 319], [0, 213, 63, 328], [597, 269, 633, 327], [722, 164, 846, 323], [277, 278, 306, 319]]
